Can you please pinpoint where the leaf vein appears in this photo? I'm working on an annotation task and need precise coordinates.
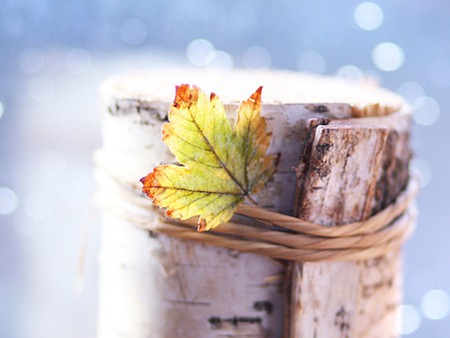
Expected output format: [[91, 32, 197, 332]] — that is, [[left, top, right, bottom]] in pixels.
[[148, 185, 243, 196], [189, 106, 247, 195], [174, 149, 222, 169], [170, 132, 212, 152]]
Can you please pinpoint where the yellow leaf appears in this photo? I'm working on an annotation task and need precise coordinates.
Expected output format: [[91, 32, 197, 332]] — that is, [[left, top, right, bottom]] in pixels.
[[141, 84, 275, 231]]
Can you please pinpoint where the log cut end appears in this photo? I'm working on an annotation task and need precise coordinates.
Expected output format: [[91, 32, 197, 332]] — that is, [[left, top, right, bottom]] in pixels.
[[100, 68, 410, 119]]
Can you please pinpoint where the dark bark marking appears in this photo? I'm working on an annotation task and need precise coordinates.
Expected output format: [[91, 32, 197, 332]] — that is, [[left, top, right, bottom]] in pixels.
[[147, 231, 158, 238], [208, 316, 262, 329], [109, 98, 169, 124], [253, 301, 274, 314], [362, 278, 394, 298], [334, 306, 351, 338], [227, 249, 241, 259], [314, 105, 329, 113]]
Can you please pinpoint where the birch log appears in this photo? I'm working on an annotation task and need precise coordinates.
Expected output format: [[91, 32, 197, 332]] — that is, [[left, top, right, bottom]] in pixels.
[[96, 69, 411, 338], [289, 114, 411, 337]]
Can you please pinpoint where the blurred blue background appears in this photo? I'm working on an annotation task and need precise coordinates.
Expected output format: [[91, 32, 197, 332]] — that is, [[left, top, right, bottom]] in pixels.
[[0, 1, 448, 337]]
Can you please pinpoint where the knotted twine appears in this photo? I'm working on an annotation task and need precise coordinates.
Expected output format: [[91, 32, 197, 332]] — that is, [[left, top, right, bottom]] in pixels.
[[94, 149, 418, 263]]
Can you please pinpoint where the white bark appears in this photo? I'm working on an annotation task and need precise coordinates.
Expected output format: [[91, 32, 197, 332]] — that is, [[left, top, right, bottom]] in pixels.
[[96, 69, 411, 338]]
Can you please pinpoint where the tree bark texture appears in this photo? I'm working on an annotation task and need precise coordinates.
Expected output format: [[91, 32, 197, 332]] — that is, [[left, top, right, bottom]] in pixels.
[[289, 114, 411, 338], [96, 69, 412, 338]]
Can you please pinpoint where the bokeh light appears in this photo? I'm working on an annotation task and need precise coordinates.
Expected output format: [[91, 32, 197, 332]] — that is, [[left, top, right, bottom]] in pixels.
[[411, 158, 432, 188], [354, 2, 384, 31], [420, 289, 450, 320], [336, 65, 364, 81], [397, 304, 422, 335], [372, 42, 405, 72], [297, 51, 326, 74], [397, 81, 425, 104], [0, 187, 19, 216], [119, 19, 148, 46], [186, 39, 215, 66], [1, 2, 449, 338], [208, 50, 234, 69], [243, 46, 271, 69], [0, 100, 4, 120], [412, 96, 440, 126]]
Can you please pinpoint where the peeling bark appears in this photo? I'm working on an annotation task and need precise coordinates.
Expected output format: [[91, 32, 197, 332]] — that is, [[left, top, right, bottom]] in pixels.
[[289, 116, 411, 338]]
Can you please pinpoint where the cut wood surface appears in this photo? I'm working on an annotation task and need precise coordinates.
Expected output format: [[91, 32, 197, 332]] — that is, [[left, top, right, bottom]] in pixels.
[[96, 69, 412, 338]]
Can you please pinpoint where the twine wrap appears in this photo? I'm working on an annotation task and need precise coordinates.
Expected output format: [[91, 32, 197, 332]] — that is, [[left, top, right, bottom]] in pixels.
[[95, 151, 418, 263]]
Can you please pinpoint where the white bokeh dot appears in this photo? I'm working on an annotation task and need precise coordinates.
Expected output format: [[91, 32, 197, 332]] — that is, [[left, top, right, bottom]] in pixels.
[[119, 18, 147, 46], [0, 187, 19, 215], [337, 65, 364, 81], [421, 289, 450, 320], [18, 48, 45, 73], [0, 100, 4, 120], [243, 46, 271, 69], [354, 2, 384, 31], [410, 158, 432, 188], [208, 50, 234, 69], [397, 304, 422, 335], [186, 39, 215, 66], [412, 96, 440, 126], [397, 81, 425, 103], [65, 48, 92, 75], [28, 76, 55, 102], [297, 51, 326, 74], [372, 42, 405, 72]]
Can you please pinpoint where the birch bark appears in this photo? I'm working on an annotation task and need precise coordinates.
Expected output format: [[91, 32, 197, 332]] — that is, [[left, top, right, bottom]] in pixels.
[[96, 69, 411, 338]]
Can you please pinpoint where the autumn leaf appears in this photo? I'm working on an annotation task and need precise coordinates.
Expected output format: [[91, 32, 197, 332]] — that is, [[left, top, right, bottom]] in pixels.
[[141, 84, 275, 231]]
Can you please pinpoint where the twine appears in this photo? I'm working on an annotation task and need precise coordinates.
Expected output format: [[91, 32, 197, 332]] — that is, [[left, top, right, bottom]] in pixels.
[[94, 153, 418, 262]]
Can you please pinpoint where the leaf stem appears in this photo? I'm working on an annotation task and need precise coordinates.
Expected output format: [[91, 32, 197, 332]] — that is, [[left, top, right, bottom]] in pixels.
[[246, 195, 258, 206]]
